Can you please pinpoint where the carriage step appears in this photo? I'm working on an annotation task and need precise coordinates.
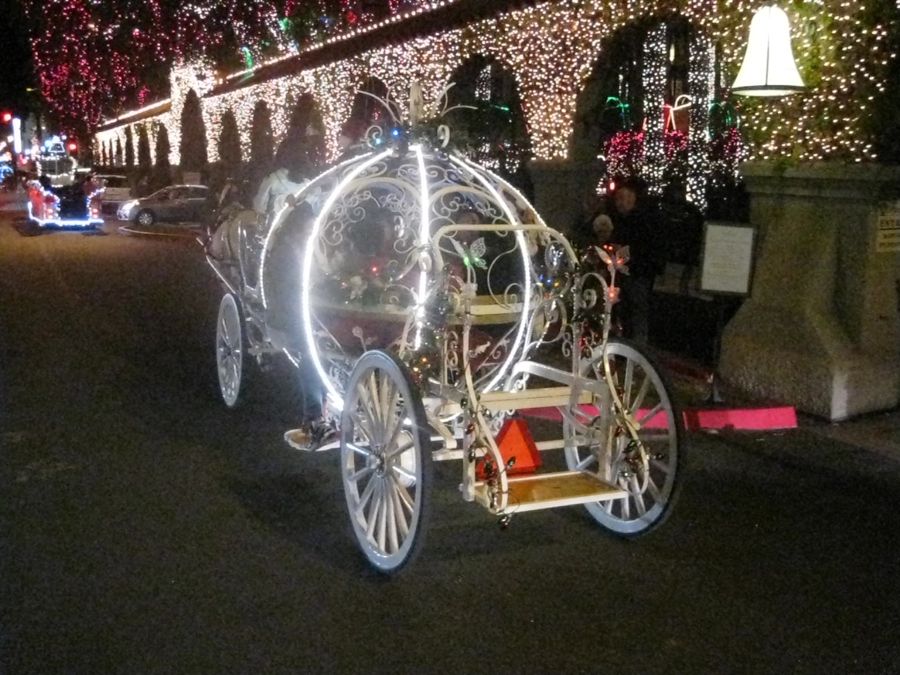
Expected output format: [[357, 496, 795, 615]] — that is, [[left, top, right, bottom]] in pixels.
[[476, 471, 627, 514], [478, 387, 592, 413]]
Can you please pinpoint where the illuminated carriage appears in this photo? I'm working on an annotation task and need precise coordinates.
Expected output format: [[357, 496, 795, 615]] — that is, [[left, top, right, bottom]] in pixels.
[[207, 125, 684, 574], [26, 179, 104, 229]]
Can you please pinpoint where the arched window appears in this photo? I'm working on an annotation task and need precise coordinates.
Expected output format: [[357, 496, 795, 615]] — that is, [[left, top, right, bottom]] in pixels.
[[343, 76, 390, 147], [573, 17, 719, 208], [283, 93, 326, 168], [444, 56, 533, 199]]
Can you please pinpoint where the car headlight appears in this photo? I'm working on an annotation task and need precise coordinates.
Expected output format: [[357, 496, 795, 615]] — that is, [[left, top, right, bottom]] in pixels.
[[118, 200, 138, 217]]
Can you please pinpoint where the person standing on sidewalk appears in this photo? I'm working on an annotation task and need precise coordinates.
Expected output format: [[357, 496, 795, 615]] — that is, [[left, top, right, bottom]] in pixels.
[[592, 178, 663, 344]]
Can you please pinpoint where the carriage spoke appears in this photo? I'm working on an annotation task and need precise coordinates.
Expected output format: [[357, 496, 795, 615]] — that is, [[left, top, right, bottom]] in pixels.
[[356, 382, 381, 439], [388, 477, 410, 537], [365, 483, 382, 539], [391, 463, 417, 486], [620, 490, 631, 520], [348, 464, 375, 483], [629, 376, 651, 416], [636, 401, 663, 426], [384, 439, 414, 461], [367, 372, 384, 431], [622, 358, 634, 408], [375, 481, 388, 550], [628, 474, 647, 515], [354, 387, 380, 443], [385, 483, 399, 553], [650, 455, 672, 474], [645, 474, 663, 503], [355, 476, 377, 515], [381, 404, 404, 455], [380, 378, 398, 434], [393, 477, 415, 513], [347, 442, 374, 458]]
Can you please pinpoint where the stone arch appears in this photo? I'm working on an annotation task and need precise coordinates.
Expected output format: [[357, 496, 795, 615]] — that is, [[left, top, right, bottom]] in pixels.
[[282, 92, 326, 167], [344, 76, 391, 145], [179, 89, 208, 172], [571, 15, 714, 201], [445, 55, 533, 198]]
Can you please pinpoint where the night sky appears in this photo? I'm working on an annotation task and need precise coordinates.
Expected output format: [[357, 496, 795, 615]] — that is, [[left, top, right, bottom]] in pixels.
[[0, 0, 37, 114]]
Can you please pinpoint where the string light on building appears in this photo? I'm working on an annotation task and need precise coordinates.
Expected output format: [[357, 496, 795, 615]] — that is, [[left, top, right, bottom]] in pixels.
[[687, 34, 713, 210], [91, 0, 897, 176], [642, 23, 667, 197]]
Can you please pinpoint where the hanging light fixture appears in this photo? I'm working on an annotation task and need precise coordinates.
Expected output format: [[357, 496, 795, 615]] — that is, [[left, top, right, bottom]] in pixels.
[[731, 5, 806, 97]]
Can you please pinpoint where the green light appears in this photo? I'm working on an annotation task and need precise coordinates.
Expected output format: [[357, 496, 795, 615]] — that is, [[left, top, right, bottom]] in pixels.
[[241, 46, 254, 70]]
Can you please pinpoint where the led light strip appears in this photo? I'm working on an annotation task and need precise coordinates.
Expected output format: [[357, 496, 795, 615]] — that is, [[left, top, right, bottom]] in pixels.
[[27, 202, 103, 228], [412, 143, 431, 351], [300, 148, 394, 409]]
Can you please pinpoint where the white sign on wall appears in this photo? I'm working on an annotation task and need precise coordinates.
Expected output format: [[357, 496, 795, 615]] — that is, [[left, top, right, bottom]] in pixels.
[[876, 202, 900, 253], [700, 222, 756, 296]]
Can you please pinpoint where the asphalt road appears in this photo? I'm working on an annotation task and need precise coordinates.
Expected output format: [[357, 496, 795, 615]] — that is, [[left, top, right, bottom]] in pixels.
[[1, 212, 899, 674]]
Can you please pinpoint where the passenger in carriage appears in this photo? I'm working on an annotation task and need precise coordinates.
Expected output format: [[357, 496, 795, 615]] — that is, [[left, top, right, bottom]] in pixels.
[[260, 149, 337, 452], [206, 133, 315, 261]]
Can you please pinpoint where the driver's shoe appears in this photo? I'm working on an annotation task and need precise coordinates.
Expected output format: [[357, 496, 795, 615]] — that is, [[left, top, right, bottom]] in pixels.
[[283, 420, 335, 451]]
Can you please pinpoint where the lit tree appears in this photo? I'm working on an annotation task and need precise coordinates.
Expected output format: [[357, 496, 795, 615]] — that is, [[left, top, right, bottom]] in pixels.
[[137, 125, 152, 170], [179, 90, 208, 172], [218, 110, 242, 170]]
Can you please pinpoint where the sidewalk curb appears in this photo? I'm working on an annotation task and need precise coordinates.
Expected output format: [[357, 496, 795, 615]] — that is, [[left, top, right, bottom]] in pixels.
[[118, 223, 203, 239]]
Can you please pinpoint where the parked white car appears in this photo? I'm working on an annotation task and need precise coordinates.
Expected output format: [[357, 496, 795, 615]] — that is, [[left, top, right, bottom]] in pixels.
[[96, 175, 132, 214]]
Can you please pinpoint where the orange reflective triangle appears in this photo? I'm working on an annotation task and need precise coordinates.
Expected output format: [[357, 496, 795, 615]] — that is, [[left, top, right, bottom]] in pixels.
[[477, 417, 542, 479]]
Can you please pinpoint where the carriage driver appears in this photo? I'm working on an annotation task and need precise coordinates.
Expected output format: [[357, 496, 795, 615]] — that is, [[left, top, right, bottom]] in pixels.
[[206, 134, 314, 261]]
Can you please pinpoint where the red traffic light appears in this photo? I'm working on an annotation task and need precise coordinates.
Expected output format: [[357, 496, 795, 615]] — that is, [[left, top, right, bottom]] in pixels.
[[67, 141, 78, 152], [1, 112, 11, 123]]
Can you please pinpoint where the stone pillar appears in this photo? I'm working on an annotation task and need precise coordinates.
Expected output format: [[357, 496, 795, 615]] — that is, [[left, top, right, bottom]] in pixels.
[[528, 159, 603, 235], [720, 162, 900, 421]]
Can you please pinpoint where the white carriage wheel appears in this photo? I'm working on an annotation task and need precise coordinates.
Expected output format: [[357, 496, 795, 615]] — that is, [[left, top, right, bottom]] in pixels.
[[341, 350, 432, 574], [563, 339, 684, 536], [215, 292, 247, 409]]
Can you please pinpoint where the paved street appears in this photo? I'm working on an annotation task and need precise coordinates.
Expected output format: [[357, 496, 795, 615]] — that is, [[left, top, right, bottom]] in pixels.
[[1, 206, 899, 674]]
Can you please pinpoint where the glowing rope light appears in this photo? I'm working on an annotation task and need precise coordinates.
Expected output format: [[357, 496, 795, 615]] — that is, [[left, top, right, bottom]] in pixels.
[[412, 143, 431, 352], [300, 148, 393, 409]]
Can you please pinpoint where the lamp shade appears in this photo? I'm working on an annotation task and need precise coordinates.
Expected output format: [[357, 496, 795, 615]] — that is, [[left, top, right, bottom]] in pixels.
[[732, 5, 805, 97]]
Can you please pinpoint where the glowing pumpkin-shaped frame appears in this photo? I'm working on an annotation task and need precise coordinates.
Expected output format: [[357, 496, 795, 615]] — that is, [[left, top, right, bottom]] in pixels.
[[261, 143, 548, 410]]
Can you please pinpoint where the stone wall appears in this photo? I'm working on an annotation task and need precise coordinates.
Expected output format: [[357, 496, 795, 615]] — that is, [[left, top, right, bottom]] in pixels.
[[720, 162, 900, 420]]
